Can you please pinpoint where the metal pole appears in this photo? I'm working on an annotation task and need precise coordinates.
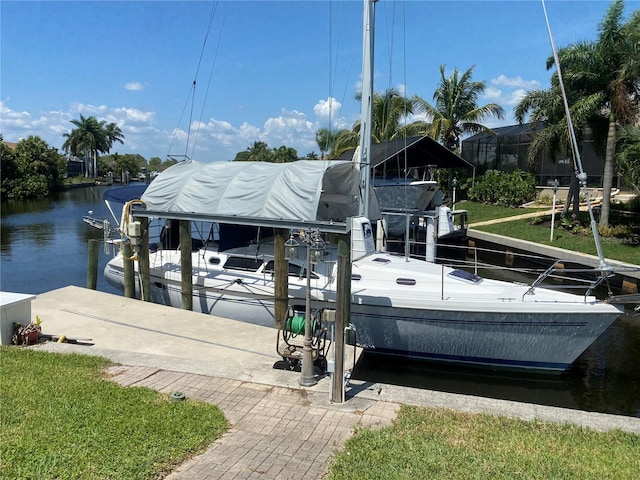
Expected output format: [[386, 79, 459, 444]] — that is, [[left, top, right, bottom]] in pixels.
[[300, 243, 317, 386]]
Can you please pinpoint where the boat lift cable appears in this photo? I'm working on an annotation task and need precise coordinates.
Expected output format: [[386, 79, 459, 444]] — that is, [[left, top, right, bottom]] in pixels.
[[541, 0, 608, 270]]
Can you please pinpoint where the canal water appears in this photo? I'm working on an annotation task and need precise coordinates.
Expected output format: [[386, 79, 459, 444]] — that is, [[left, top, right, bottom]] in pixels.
[[1, 185, 639, 417]]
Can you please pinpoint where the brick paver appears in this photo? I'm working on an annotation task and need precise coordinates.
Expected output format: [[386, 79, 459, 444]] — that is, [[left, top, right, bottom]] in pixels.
[[105, 366, 400, 480]]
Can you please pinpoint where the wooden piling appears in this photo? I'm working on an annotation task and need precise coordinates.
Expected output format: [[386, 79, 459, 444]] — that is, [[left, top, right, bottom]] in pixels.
[[137, 217, 151, 302], [179, 220, 193, 311], [123, 241, 135, 298], [86, 239, 99, 290], [274, 228, 289, 329], [332, 236, 350, 404]]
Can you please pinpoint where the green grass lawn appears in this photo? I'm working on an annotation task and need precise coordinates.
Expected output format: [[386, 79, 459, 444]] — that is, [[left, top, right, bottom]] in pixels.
[[327, 406, 640, 480], [457, 201, 639, 264], [2, 348, 639, 479], [0, 347, 228, 480]]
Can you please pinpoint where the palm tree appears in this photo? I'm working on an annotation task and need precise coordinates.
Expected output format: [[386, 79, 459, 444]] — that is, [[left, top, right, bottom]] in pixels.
[[315, 128, 334, 159], [550, 0, 640, 226], [514, 78, 601, 216], [616, 124, 640, 194], [103, 122, 125, 153], [62, 115, 124, 178], [414, 65, 504, 153], [246, 141, 273, 162], [329, 88, 428, 158]]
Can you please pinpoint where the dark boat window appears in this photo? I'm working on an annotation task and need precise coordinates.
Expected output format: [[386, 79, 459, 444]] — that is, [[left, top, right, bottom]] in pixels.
[[208, 256, 221, 265], [352, 274, 362, 281], [372, 257, 391, 264], [263, 260, 318, 279], [448, 269, 483, 284], [223, 256, 263, 272], [396, 278, 416, 286]]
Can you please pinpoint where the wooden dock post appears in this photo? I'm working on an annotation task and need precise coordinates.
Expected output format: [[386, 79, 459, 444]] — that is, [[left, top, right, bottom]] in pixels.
[[123, 241, 135, 298], [179, 220, 193, 311], [137, 217, 151, 302], [274, 228, 289, 329], [332, 236, 350, 404], [86, 239, 99, 290]]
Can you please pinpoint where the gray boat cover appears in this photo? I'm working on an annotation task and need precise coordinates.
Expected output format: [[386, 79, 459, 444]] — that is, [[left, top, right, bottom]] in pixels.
[[141, 160, 380, 223]]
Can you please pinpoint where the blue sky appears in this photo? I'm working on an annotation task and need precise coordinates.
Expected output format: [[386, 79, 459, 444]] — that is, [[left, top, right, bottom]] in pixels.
[[2, 0, 638, 162]]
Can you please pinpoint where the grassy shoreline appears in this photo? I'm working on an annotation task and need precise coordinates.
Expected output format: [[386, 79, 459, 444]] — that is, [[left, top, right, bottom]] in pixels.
[[458, 201, 638, 264]]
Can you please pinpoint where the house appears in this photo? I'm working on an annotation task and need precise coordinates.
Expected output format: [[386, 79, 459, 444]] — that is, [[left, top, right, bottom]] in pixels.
[[460, 123, 612, 188]]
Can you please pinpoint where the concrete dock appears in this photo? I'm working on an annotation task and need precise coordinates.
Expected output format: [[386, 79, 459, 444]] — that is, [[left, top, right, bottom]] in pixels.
[[18, 286, 640, 478]]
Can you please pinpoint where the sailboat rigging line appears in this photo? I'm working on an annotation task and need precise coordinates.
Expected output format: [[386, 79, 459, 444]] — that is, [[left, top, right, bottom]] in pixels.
[[167, 1, 223, 161], [192, 2, 228, 160], [540, 0, 608, 269]]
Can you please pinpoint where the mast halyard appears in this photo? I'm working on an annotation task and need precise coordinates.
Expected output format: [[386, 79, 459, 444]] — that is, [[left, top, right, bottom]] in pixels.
[[358, 0, 377, 218]]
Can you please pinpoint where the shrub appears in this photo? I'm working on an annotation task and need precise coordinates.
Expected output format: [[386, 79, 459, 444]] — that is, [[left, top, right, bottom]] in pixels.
[[468, 170, 537, 207]]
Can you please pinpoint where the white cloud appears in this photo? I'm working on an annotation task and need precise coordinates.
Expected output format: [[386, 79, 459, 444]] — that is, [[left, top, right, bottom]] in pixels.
[[263, 109, 316, 151], [314, 97, 342, 121], [124, 82, 144, 91], [484, 86, 503, 102], [0, 100, 326, 161], [491, 74, 540, 90]]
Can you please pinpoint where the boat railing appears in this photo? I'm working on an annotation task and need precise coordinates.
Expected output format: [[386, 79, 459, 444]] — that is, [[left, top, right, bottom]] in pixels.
[[393, 232, 619, 301], [522, 262, 614, 301]]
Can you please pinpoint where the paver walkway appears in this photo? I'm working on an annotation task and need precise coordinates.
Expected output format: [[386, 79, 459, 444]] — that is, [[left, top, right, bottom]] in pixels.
[[107, 365, 400, 480]]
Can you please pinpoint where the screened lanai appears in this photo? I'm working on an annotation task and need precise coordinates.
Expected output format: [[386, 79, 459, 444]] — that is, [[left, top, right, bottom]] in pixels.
[[461, 123, 609, 187]]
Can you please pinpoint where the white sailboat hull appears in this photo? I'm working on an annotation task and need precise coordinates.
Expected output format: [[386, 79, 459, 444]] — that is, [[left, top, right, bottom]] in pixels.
[[104, 245, 622, 372]]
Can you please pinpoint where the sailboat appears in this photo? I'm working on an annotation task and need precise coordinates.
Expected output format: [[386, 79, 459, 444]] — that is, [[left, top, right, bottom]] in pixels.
[[104, 0, 624, 372]]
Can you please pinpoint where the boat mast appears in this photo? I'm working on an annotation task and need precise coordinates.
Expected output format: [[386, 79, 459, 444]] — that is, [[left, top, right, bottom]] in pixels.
[[358, 0, 377, 218], [541, 0, 608, 269]]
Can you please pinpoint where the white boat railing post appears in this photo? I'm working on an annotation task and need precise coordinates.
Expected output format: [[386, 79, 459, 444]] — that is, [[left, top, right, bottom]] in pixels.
[[550, 179, 558, 242]]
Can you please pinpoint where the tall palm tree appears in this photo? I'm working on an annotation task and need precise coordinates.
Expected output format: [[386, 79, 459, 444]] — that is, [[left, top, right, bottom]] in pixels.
[[62, 115, 115, 177], [514, 77, 603, 216], [329, 88, 428, 158], [103, 122, 125, 153], [414, 65, 504, 153], [551, 0, 640, 226]]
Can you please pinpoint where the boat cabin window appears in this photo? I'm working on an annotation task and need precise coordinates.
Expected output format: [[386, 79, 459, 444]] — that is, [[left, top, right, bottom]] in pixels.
[[263, 260, 319, 279], [372, 257, 391, 264], [396, 278, 416, 286], [448, 269, 483, 284], [208, 256, 221, 265], [223, 256, 263, 272], [351, 274, 362, 281]]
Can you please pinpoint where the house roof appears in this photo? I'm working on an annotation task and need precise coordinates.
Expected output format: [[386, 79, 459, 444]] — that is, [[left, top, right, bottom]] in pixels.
[[335, 136, 473, 169], [462, 123, 544, 143]]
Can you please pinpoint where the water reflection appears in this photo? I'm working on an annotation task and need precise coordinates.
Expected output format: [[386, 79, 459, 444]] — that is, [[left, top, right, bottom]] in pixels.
[[1, 185, 125, 296]]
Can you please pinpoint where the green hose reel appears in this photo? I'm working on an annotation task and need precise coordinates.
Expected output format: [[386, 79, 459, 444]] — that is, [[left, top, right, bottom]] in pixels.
[[284, 314, 318, 335]]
